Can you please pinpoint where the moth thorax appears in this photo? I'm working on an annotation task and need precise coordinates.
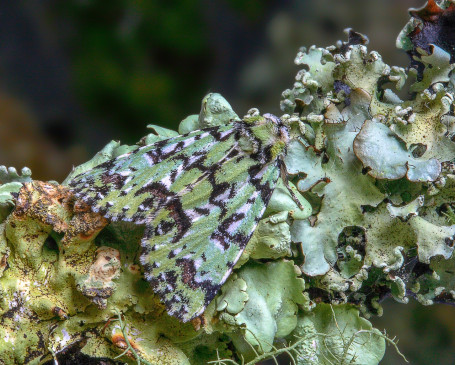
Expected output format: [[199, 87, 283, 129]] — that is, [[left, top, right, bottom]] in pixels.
[[265, 115, 290, 144], [238, 133, 259, 154], [277, 124, 290, 143], [254, 116, 290, 146]]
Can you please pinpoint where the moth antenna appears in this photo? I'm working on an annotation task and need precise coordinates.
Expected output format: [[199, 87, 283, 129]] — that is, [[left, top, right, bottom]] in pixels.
[[279, 159, 304, 210]]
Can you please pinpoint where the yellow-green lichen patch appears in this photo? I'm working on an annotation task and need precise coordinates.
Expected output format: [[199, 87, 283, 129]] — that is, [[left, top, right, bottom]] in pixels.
[[103, 310, 191, 365]]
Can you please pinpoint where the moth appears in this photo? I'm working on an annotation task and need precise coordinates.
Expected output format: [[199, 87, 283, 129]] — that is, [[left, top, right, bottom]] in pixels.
[[69, 113, 302, 322]]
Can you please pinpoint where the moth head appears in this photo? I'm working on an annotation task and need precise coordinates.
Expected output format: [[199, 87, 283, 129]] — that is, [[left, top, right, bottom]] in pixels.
[[263, 113, 290, 143], [241, 114, 290, 159], [259, 114, 290, 160], [280, 114, 306, 141]]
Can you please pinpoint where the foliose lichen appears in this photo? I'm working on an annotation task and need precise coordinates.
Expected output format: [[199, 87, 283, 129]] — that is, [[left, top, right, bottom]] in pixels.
[[1, 0, 455, 363]]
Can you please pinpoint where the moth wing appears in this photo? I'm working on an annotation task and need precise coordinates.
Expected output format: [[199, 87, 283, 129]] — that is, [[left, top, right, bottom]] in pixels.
[[69, 125, 236, 223], [69, 123, 280, 322], [140, 153, 280, 322]]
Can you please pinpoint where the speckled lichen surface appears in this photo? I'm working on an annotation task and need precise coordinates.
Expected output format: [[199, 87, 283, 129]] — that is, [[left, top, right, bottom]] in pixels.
[[1, 0, 455, 363]]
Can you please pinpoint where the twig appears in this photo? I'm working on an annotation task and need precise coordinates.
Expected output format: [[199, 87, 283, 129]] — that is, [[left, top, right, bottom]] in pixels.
[[111, 309, 153, 365], [208, 331, 327, 365]]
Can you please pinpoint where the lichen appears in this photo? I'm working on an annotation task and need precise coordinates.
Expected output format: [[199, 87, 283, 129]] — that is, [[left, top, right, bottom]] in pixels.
[[290, 304, 387, 365], [3, 1, 455, 363]]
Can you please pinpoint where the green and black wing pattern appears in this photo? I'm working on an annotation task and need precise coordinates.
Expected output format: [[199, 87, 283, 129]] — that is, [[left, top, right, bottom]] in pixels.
[[69, 122, 282, 321]]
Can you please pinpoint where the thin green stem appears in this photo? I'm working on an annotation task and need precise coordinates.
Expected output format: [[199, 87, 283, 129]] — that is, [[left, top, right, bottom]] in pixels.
[[111, 309, 154, 365]]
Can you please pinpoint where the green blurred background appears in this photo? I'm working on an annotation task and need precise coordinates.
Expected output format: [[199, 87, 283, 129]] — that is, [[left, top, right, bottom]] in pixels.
[[0, 1, 454, 363]]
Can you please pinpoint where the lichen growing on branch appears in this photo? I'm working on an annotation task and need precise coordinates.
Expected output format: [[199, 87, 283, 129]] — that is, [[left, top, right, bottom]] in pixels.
[[0, 0, 455, 363]]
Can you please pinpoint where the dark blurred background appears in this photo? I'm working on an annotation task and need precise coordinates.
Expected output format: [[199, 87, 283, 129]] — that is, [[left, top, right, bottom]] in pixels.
[[1, 1, 454, 364]]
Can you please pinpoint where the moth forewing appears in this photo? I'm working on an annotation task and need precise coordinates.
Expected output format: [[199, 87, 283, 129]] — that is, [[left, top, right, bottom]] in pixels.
[[69, 114, 291, 322]]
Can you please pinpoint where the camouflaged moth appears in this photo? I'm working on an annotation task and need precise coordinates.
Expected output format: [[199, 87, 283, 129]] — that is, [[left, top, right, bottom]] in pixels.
[[69, 113, 302, 322]]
